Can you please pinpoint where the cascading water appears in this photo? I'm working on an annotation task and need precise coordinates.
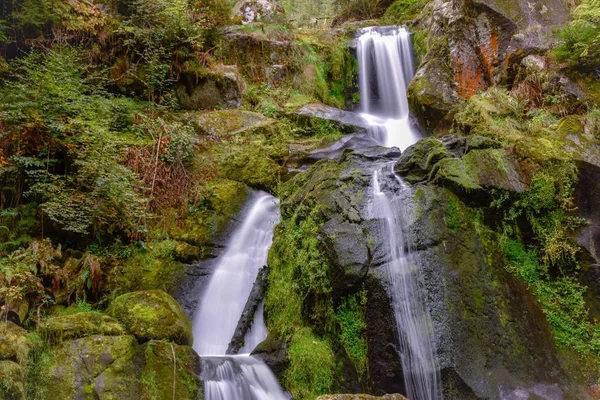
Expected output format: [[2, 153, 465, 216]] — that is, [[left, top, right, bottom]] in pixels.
[[372, 165, 442, 400], [358, 26, 442, 399], [357, 26, 421, 151], [192, 192, 288, 400]]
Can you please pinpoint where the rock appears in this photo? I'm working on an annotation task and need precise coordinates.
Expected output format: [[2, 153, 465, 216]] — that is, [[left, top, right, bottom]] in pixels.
[[39, 312, 124, 343], [170, 179, 251, 246], [175, 67, 243, 110], [293, 103, 370, 134], [173, 242, 200, 263], [0, 360, 25, 400], [395, 137, 451, 183], [39, 335, 138, 399], [109, 290, 193, 345], [251, 332, 289, 379], [220, 26, 295, 81], [94, 340, 202, 400], [411, 185, 582, 399], [193, 110, 276, 138], [227, 266, 268, 354], [316, 395, 408, 400], [521, 55, 547, 71], [395, 136, 525, 200], [4, 300, 28, 326], [232, 0, 285, 25], [0, 322, 28, 362], [410, 0, 570, 128]]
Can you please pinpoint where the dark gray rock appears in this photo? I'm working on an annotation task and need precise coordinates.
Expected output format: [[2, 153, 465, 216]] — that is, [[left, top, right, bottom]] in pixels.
[[294, 103, 370, 134], [251, 333, 289, 380], [227, 266, 268, 354]]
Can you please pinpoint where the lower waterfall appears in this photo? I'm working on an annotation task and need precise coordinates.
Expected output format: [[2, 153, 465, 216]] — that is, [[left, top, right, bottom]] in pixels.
[[192, 192, 288, 400]]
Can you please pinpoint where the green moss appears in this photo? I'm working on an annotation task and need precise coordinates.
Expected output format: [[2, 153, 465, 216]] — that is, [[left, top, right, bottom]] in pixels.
[[445, 196, 461, 232], [285, 328, 336, 400], [39, 312, 124, 344], [108, 290, 193, 345], [336, 291, 369, 381]]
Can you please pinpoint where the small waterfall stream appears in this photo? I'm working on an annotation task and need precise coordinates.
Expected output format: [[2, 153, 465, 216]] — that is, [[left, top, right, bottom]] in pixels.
[[192, 192, 288, 400], [359, 27, 442, 400]]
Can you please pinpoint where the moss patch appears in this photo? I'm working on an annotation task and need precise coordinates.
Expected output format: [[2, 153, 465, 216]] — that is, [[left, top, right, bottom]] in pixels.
[[39, 312, 124, 344]]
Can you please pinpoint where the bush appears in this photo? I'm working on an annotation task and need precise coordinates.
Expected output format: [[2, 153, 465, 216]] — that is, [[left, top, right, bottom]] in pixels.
[[554, 0, 600, 69]]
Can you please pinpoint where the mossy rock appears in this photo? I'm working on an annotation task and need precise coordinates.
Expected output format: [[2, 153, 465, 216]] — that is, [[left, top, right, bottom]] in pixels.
[[175, 68, 243, 110], [171, 179, 251, 246], [111, 252, 185, 295], [173, 242, 201, 263], [108, 290, 193, 346], [193, 110, 276, 138], [217, 145, 287, 192], [0, 322, 28, 363], [395, 137, 451, 183], [39, 335, 138, 400], [94, 340, 202, 400], [39, 312, 124, 344], [0, 360, 25, 400]]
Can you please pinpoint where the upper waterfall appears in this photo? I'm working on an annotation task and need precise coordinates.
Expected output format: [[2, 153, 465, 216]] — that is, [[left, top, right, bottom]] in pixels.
[[357, 26, 420, 151]]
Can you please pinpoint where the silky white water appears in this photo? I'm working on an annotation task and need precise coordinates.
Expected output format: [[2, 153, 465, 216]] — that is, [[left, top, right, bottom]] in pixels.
[[358, 26, 442, 400], [192, 192, 288, 400], [357, 26, 420, 150], [371, 166, 442, 400]]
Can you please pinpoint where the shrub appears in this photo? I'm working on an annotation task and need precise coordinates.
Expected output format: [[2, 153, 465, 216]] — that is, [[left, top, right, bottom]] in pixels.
[[554, 0, 600, 69]]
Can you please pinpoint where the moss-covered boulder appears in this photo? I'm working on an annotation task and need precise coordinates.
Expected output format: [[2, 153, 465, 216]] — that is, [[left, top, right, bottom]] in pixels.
[[39, 312, 124, 343], [193, 110, 276, 138], [109, 290, 193, 345], [94, 340, 202, 400], [292, 103, 370, 135], [395, 137, 450, 183], [39, 335, 138, 400], [0, 322, 28, 362], [0, 360, 25, 400], [175, 67, 243, 110], [173, 241, 201, 263], [395, 136, 525, 200]]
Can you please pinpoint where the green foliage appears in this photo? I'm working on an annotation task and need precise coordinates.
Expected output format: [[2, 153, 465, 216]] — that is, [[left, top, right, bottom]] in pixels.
[[382, 0, 428, 23], [554, 0, 600, 69], [445, 196, 461, 232], [25, 331, 52, 400], [501, 237, 600, 356], [285, 328, 336, 400], [0, 48, 148, 238], [281, 0, 336, 26], [336, 291, 369, 380], [266, 202, 333, 336]]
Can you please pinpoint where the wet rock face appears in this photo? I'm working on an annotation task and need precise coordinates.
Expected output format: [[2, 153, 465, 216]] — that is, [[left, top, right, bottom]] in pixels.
[[411, 185, 575, 399], [409, 0, 570, 128]]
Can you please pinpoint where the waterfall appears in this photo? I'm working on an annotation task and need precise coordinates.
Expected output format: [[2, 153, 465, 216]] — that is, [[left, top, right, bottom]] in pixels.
[[357, 26, 420, 151], [372, 165, 442, 400], [192, 192, 288, 400], [358, 27, 442, 399]]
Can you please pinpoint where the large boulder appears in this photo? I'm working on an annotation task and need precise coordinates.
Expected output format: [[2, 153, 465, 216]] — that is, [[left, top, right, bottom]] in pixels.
[[232, 0, 285, 25], [193, 110, 276, 138], [409, 0, 570, 129], [39, 335, 138, 399], [35, 335, 202, 400], [39, 312, 124, 343], [0, 322, 28, 362], [94, 340, 202, 400], [293, 104, 370, 134], [175, 67, 243, 110], [108, 290, 193, 346]]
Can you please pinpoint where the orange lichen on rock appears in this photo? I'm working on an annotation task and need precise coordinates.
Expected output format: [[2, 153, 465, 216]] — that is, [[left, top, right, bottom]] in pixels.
[[453, 55, 487, 98], [479, 28, 499, 80]]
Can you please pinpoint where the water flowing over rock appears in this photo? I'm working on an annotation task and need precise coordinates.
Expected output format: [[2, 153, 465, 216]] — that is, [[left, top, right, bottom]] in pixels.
[[192, 191, 288, 399]]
